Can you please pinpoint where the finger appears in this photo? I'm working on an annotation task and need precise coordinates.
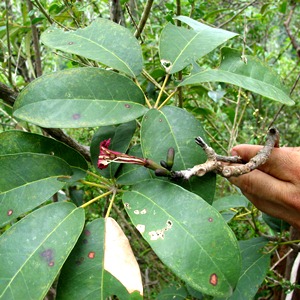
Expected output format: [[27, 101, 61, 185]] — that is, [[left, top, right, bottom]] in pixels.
[[229, 170, 300, 227], [229, 169, 290, 207], [231, 145, 300, 182]]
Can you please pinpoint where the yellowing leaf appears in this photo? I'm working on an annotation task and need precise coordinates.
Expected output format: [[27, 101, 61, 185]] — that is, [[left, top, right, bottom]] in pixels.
[[104, 217, 143, 296]]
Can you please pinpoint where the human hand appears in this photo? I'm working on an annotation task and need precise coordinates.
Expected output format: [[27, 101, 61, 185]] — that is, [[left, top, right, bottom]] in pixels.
[[229, 145, 300, 230]]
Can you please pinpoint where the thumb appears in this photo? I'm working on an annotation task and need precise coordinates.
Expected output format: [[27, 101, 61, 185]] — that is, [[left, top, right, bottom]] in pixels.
[[231, 144, 263, 162]]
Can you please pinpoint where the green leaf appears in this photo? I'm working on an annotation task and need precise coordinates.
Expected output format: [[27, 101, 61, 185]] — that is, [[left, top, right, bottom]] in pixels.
[[262, 213, 290, 232], [0, 130, 88, 170], [157, 285, 188, 299], [117, 145, 152, 185], [123, 180, 241, 297], [0, 153, 73, 226], [159, 17, 238, 74], [90, 121, 137, 178], [41, 18, 143, 77], [213, 195, 249, 212], [13, 68, 148, 128], [179, 48, 294, 105], [56, 218, 105, 299], [0, 202, 85, 300], [141, 106, 215, 203], [216, 237, 270, 300], [57, 218, 142, 300]]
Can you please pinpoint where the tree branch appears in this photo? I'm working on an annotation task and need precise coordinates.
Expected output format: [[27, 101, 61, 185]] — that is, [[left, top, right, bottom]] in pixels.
[[284, 3, 300, 59], [134, 0, 153, 39], [171, 127, 279, 180]]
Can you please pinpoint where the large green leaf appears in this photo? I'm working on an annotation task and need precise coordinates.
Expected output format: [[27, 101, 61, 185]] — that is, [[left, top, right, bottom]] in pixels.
[[56, 218, 105, 299], [0, 153, 72, 226], [13, 68, 148, 128], [159, 17, 237, 74], [179, 48, 294, 105], [216, 237, 270, 300], [56, 218, 142, 300], [41, 18, 143, 77], [0, 202, 85, 300], [141, 106, 215, 203], [90, 121, 137, 178], [0, 130, 88, 170], [123, 180, 241, 297]]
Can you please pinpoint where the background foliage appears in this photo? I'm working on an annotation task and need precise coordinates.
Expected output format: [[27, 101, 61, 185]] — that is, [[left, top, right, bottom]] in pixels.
[[0, 0, 299, 299]]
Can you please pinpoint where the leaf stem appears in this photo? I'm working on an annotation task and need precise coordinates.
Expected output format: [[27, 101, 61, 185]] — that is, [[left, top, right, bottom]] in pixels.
[[80, 190, 113, 209], [86, 170, 112, 185], [154, 74, 170, 109], [79, 180, 110, 190], [105, 189, 117, 218], [134, 77, 152, 109], [157, 90, 177, 110]]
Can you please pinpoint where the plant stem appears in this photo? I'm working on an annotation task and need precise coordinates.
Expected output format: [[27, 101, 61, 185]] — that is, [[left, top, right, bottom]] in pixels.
[[79, 180, 110, 190], [105, 189, 117, 218], [157, 90, 177, 110], [134, 0, 153, 39], [134, 77, 152, 108], [154, 74, 170, 108], [80, 190, 113, 209]]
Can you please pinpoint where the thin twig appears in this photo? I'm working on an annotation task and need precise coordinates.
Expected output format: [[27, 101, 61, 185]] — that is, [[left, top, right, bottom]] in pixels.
[[283, 3, 300, 58], [5, 0, 13, 85], [218, 0, 257, 28], [134, 0, 153, 39], [27, 0, 43, 77]]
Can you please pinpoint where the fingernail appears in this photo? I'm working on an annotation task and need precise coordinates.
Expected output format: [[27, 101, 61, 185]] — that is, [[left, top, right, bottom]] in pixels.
[[230, 149, 238, 156]]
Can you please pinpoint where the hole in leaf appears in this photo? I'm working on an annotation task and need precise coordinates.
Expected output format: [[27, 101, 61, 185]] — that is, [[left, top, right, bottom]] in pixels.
[[7, 209, 13, 216], [125, 104, 131, 108], [208, 217, 213, 222]]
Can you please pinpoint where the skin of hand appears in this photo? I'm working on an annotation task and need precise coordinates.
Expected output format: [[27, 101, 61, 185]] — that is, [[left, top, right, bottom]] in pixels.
[[228, 145, 300, 230]]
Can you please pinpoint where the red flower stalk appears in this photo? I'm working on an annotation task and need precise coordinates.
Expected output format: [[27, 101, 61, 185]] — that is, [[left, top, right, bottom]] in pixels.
[[97, 139, 169, 175], [98, 139, 147, 170]]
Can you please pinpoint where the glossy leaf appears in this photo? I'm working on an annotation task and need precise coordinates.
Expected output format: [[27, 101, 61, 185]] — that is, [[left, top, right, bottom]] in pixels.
[[179, 48, 294, 105], [0, 153, 72, 226], [141, 106, 215, 203], [56, 218, 142, 300], [159, 17, 238, 74], [123, 180, 241, 297], [0, 202, 85, 299], [90, 121, 137, 178], [216, 237, 270, 300], [56, 218, 105, 299], [0, 130, 88, 170], [41, 18, 143, 77], [13, 68, 147, 128]]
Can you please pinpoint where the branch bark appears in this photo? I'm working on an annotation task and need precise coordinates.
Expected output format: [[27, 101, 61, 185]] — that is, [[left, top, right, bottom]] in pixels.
[[171, 127, 279, 180]]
